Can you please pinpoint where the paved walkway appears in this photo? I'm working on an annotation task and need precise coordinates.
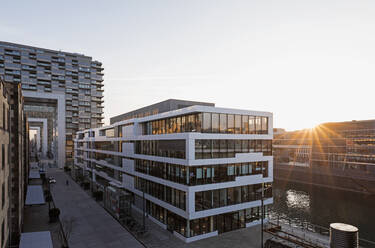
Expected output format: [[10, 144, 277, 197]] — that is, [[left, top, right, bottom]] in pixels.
[[48, 168, 144, 248]]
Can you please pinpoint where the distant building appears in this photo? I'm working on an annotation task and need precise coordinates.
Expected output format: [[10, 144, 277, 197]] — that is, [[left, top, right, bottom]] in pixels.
[[75, 100, 273, 242], [0, 41, 104, 168], [273, 120, 375, 194]]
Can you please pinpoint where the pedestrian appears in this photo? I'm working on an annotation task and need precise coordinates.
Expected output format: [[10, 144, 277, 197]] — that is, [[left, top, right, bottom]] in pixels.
[[66, 179, 69, 186]]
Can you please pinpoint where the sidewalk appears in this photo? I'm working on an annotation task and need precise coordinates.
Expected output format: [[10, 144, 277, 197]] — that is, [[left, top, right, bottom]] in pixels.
[[48, 168, 144, 248]]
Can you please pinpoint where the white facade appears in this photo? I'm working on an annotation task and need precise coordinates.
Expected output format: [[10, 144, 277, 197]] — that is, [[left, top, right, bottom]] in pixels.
[[74, 105, 273, 242]]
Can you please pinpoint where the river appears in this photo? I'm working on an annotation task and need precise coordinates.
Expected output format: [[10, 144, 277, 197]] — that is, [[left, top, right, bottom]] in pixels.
[[270, 179, 375, 243]]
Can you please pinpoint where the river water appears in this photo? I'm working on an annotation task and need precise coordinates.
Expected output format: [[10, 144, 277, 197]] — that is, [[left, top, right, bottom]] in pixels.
[[270, 179, 375, 243]]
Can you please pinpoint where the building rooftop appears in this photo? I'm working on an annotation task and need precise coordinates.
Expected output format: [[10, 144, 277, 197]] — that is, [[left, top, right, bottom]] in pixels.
[[110, 99, 215, 124]]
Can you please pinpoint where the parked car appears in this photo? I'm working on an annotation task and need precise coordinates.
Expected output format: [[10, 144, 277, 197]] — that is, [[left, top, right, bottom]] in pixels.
[[49, 179, 56, 184]]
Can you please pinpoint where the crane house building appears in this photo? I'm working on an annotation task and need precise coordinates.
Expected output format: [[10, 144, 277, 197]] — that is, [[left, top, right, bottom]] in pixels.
[[73, 100, 273, 242]]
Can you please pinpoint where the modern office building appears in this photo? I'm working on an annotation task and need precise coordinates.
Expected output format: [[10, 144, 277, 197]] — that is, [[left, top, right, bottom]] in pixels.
[[273, 120, 375, 193], [0, 41, 104, 168], [74, 100, 273, 242]]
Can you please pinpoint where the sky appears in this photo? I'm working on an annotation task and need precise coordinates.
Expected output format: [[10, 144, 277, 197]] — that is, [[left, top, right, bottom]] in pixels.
[[1, 0, 375, 131]]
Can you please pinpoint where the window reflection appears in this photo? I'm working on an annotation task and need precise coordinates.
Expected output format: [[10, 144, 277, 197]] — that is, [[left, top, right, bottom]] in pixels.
[[142, 112, 269, 135], [195, 183, 272, 211]]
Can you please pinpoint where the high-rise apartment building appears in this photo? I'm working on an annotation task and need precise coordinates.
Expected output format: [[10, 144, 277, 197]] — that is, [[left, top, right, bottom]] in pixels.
[[74, 100, 273, 242], [0, 41, 104, 168]]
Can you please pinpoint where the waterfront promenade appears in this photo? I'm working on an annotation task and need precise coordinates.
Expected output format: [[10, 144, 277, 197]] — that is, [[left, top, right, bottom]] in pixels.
[[48, 168, 144, 248]]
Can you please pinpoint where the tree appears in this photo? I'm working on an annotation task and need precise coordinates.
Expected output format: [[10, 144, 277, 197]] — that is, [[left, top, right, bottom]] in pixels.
[[58, 217, 76, 248]]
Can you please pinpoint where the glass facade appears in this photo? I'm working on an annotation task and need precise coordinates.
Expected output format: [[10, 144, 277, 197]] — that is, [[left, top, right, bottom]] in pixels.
[[142, 113, 269, 135], [134, 177, 186, 210], [135, 140, 186, 159], [135, 159, 269, 186], [195, 183, 272, 211], [144, 197, 269, 238], [195, 139, 272, 159]]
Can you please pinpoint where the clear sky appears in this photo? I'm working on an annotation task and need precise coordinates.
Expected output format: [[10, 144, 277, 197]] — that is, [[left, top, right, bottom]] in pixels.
[[1, 0, 375, 130]]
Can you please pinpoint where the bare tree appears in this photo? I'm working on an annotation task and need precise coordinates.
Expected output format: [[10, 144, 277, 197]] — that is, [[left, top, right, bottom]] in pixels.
[[58, 217, 76, 248]]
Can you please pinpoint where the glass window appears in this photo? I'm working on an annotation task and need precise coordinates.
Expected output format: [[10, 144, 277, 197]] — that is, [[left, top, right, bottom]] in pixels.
[[227, 188, 234, 205], [242, 115, 249, 134], [219, 188, 227, 207], [212, 139, 220, 158], [227, 114, 234, 133], [203, 191, 212, 209], [202, 113, 211, 133], [234, 187, 241, 204], [235, 115, 241, 134], [262, 117, 268, 134], [212, 113, 219, 133], [241, 163, 249, 175], [219, 139, 227, 158], [249, 140, 255, 152], [171, 117, 177, 133], [242, 140, 249, 152], [195, 140, 203, 159], [181, 116, 186, 132], [202, 140, 212, 159], [196, 113, 202, 132], [187, 114, 196, 132], [213, 190, 220, 208], [249, 116, 255, 134], [242, 185, 249, 202], [235, 140, 242, 153], [227, 164, 235, 175], [227, 140, 235, 157], [176, 117, 181, 133], [196, 192, 203, 211], [219, 114, 227, 133], [255, 116, 262, 134]]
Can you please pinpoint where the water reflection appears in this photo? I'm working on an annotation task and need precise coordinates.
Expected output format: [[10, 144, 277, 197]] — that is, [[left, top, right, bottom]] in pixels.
[[271, 179, 375, 242], [286, 189, 310, 211]]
